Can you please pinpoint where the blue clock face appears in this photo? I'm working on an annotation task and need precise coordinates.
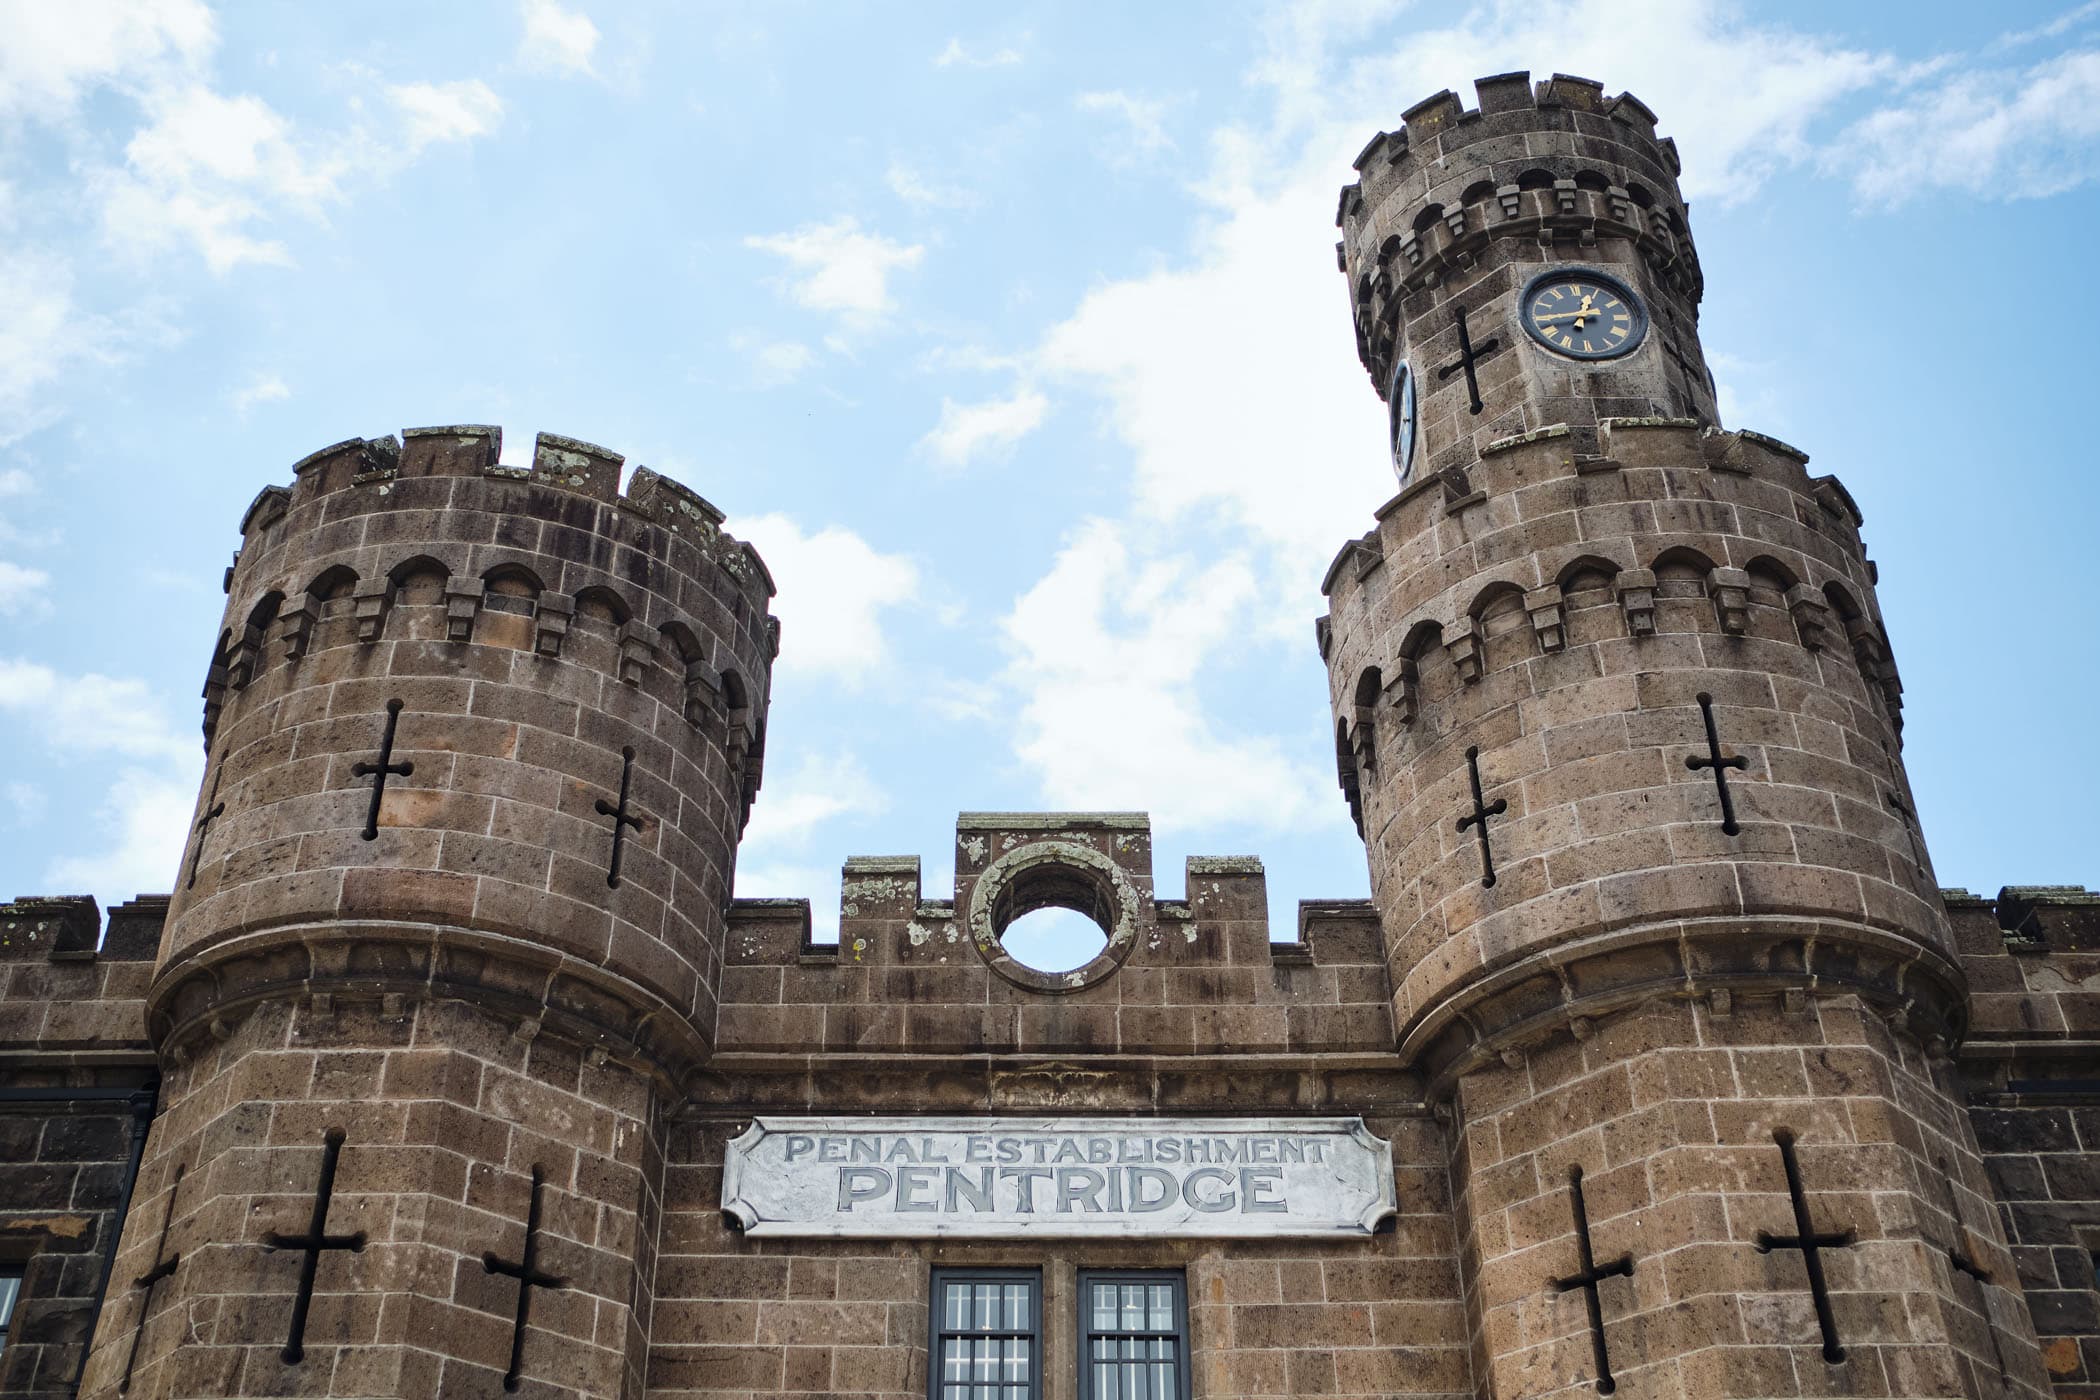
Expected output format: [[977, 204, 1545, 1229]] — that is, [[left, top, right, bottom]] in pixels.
[[1388, 359, 1417, 485]]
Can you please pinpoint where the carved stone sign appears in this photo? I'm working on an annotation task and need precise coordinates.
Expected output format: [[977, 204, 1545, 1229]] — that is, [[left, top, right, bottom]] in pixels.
[[721, 1116, 1396, 1238]]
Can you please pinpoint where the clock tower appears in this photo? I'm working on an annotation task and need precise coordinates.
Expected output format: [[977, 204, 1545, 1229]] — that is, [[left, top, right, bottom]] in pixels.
[[1323, 74, 2052, 1399], [1342, 72, 1716, 485]]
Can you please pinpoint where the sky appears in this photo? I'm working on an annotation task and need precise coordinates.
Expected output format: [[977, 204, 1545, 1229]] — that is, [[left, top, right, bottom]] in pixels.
[[1, 0, 2095, 969]]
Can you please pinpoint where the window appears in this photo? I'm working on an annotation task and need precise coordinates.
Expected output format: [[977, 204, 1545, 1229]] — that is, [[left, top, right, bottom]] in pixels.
[[1079, 1271, 1189, 1400], [930, 1268, 1040, 1400], [0, 1266, 20, 1357]]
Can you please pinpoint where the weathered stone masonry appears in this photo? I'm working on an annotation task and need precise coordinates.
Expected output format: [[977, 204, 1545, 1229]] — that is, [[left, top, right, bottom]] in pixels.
[[1, 69, 2096, 1400]]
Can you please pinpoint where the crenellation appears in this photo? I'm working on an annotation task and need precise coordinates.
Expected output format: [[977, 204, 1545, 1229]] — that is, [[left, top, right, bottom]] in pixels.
[[398, 421, 502, 476]]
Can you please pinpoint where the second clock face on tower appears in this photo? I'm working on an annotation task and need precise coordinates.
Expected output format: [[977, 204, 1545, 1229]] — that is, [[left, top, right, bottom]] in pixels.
[[1519, 269, 1647, 360], [1387, 359, 1417, 485]]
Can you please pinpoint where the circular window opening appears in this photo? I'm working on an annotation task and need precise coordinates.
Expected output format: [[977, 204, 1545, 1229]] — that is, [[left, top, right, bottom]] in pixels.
[[969, 841, 1138, 992], [998, 906, 1110, 974]]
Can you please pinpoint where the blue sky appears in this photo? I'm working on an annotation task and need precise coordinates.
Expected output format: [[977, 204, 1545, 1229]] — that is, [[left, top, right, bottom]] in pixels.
[[1, 0, 2095, 964]]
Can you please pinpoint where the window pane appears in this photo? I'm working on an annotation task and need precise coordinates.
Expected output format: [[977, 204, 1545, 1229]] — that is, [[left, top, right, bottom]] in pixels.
[[935, 1275, 1038, 1400], [1080, 1275, 1183, 1400], [1149, 1284, 1173, 1330]]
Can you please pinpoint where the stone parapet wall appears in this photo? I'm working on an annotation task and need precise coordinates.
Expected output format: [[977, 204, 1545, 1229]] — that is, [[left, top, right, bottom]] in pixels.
[[1, 897, 158, 1065], [714, 815, 1395, 1061]]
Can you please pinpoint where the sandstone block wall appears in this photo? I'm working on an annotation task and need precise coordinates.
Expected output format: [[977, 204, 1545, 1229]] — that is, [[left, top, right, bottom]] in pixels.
[[647, 1115, 1464, 1400], [1952, 887, 2100, 1398], [670, 815, 1436, 1400], [0, 898, 157, 1400], [77, 996, 663, 1400], [1456, 997, 2047, 1400], [1320, 420, 1942, 1085], [716, 815, 1394, 1064]]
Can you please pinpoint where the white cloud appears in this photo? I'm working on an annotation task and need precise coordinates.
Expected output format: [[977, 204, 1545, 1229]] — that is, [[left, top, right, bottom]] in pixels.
[[0, 469, 28, 497], [934, 37, 1021, 69], [101, 83, 337, 271], [45, 765, 197, 898], [887, 160, 975, 210], [733, 745, 915, 942], [124, 86, 326, 196], [918, 386, 1048, 468], [998, 519, 1333, 833], [740, 750, 887, 855], [388, 79, 505, 154], [1075, 90, 1176, 160], [0, 657, 202, 902], [0, 0, 216, 120], [0, 561, 49, 614], [518, 0, 600, 77], [1991, 2, 2100, 53], [96, 76, 503, 272], [0, 658, 197, 765], [1836, 48, 2100, 203], [4, 780, 44, 827], [734, 858, 845, 941], [729, 514, 920, 686], [1253, 0, 1890, 204], [745, 217, 925, 324], [1039, 160, 1382, 563], [917, 344, 1023, 375], [229, 370, 289, 415], [742, 338, 815, 386], [0, 251, 144, 445], [16, 8, 503, 276]]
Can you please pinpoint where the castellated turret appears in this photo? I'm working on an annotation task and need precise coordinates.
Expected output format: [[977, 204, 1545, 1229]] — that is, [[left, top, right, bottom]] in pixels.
[[80, 426, 776, 1399], [1340, 72, 1716, 483], [1322, 74, 2049, 1400]]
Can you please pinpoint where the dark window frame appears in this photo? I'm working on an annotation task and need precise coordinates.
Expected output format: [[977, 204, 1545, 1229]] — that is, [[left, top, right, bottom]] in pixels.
[[928, 1266, 1043, 1400], [1077, 1269, 1192, 1400], [0, 1262, 22, 1357]]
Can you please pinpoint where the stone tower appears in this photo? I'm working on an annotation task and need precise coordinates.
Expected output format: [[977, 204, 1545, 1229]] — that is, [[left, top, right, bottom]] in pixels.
[[77, 427, 776, 1399], [1322, 74, 2048, 1400]]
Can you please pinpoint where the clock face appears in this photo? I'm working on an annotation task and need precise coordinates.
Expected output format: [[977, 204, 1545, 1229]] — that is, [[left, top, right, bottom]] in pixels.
[[1520, 269, 1647, 360], [1388, 359, 1417, 485]]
